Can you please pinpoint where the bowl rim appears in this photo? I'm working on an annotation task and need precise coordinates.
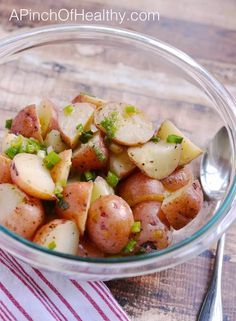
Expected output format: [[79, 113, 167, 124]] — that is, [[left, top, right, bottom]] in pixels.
[[1, 24, 236, 266]]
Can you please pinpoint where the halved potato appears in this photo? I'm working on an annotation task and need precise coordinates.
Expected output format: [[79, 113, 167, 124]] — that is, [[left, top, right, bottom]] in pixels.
[[51, 149, 72, 185], [128, 141, 181, 180], [58, 102, 94, 148], [11, 105, 43, 143], [91, 176, 114, 203], [37, 99, 58, 138], [44, 130, 67, 153], [161, 180, 204, 230], [161, 165, 194, 191], [72, 132, 108, 172], [94, 102, 154, 146], [157, 120, 203, 166], [11, 153, 55, 200], [72, 93, 106, 108], [118, 172, 165, 207], [132, 201, 172, 250], [33, 219, 79, 255], [0, 183, 44, 239], [56, 182, 93, 235], [0, 154, 12, 183], [109, 149, 136, 179], [1, 133, 17, 154]]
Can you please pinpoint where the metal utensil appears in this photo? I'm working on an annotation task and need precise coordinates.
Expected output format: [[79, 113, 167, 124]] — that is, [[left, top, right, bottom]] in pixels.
[[198, 127, 231, 321]]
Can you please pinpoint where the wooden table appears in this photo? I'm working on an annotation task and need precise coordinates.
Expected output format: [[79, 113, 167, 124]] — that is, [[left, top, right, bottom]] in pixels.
[[0, 1, 236, 320]]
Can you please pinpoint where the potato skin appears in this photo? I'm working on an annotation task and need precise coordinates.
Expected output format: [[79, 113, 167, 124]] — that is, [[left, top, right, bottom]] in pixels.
[[132, 201, 172, 251], [118, 172, 165, 207], [1, 194, 44, 240], [161, 165, 193, 191], [0, 155, 12, 183], [87, 195, 134, 254], [56, 182, 93, 235], [77, 237, 105, 257], [11, 105, 43, 143], [72, 93, 106, 108], [161, 180, 203, 230], [72, 132, 108, 172]]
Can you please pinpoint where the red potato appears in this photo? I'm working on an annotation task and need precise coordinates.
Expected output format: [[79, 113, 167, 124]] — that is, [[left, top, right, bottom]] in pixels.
[[0, 183, 44, 239], [33, 219, 79, 255], [37, 99, 58, 138], [56, 182, 93, 235], [11, 105, 43, 143], [11, 153, 56, 200], [77, 237, 105, 257], [51, 149, 72, 184], [118, 172, 165, 207], [72, 132, 108, 172], [87, 195, 134, 254], [72, 93, 106, 108], [161, 165, 194, 192], [161, 180, 204, 230], [132, 201, 172, 250], [0, 154, 12, 183]]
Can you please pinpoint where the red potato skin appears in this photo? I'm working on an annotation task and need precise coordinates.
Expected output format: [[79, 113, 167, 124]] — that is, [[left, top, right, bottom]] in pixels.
[[161, 165, 193, 192], [118, 172, 165, 207], [87, 195, 134, 254], [77, 237, 105, 257], [1, 196, 44, 240], [132, 201, 172, 250], [56, 182, 93, 235], [72, 133, 109, 172], [161, 180, 204, 230], [0, 155, 12, 183], [11, 105, 43, 143]]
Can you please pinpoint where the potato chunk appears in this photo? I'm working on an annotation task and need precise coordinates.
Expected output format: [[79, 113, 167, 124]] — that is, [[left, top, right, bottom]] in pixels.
[[72, 93, 106, 108], [109, 149, 136, 179], [37, 99, 58, 138], [0, 154, 12, 183], [128, 141, 181, 180], [161, 165, 193, 191], [157, 120, 203, 166], [44, 130, 67, 153], [51, 149, 72, 185], [94, 102, 154, 146]]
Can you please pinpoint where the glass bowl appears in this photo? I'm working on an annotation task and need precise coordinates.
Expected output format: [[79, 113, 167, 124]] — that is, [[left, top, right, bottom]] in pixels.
[[0, 24, 236, 281]]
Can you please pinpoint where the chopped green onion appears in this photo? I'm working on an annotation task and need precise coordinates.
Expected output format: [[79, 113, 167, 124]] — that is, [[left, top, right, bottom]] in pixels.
[[63, 104, 74, 115], [5, 147, 18, 159], [76, 123, 84, 132], [150, 135, 161, 143], [125, 105, 137, 115], [123, 239, 137, 253], [47, 241, 56, 250], [81, 171, 96, 182], [93, 145, 106, 162], [79, 130, 94, 144], [131, 221, 141, 233], [5, 119, 13, 129], [167, 134, 183, 144], [100, 112, 118, 141], [54, 183, 64, 199], [58, 198, 69, 210], [43, 151, 61, 169], [106, 171, 119, 188]]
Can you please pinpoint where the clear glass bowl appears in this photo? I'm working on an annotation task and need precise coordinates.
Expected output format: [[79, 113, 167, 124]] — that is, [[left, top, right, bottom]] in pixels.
[[0, 25, 236, 281]]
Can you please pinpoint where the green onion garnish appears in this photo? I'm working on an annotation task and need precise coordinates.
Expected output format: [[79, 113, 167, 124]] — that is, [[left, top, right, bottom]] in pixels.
[[5, 119, 13, 129], [79, 130, 94, 144], [167, 134, 183, 144], [47, 241, 56, 250], [106, 171, 119, 188], [4, 135, 43, 159], [58, 198, 69, 210], [150, 135, 161, 143], [76, 123, 84, 132], [125, 105, 137, 115], [93, 145, 106, 162], [5, 147, 18, 159], [54, 183, 63, 199], [100, 112, 117, 141], [81, 171, 96, 182], [43, 151, 61, 169], [123, 239, 137, 253], [131, 221, 141, 233], [63, 104, 74, 115]]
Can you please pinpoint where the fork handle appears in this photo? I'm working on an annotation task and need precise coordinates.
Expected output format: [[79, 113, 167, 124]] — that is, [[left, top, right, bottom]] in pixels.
[[197, 234, 225, 321]]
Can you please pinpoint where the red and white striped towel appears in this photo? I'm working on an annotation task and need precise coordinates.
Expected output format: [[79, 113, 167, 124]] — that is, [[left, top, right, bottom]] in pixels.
[[0, 250, 130, 321]]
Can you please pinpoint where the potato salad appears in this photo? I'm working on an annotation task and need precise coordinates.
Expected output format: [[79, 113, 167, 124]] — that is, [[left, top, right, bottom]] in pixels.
[[0, 93, 204, 257]]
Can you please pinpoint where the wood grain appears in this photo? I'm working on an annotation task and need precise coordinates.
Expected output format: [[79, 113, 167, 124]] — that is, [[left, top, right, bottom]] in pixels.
[[0, 1, 235, 320]]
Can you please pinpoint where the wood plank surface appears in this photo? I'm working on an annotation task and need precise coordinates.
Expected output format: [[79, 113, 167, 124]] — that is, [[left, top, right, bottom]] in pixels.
[[0, 1, 235, 320]]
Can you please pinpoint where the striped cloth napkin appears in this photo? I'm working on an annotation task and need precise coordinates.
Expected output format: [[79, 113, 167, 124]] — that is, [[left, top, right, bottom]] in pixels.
[[0, 249, 130, 321]]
